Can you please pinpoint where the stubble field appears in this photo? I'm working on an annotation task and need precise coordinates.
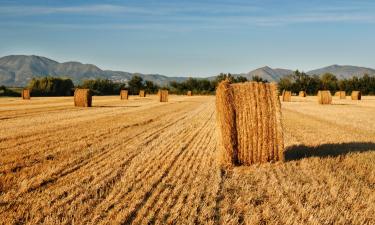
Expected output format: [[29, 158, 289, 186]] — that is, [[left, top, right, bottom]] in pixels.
[[0, 95, 374, 224]]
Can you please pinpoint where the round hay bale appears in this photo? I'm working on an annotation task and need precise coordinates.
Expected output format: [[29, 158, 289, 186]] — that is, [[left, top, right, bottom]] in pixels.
[[299, 91, 306, 97], [335, 91, 346, 99], [159, 90, 168, 102], [216, 80, 284, 166], [139, 90, 146, 97], [21, 89, 31, 100], [120, 90, 128, 100], [187, 91, 192, 96], [317, 90, 332, 104], [74, 89, 92, 107], [282, 90, 292, 102], [351, 91, 361, 100]]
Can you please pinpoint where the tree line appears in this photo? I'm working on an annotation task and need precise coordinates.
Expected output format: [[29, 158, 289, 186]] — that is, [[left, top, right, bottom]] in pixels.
[[278, 70, 375, 95], [1, 72, 374, 97]]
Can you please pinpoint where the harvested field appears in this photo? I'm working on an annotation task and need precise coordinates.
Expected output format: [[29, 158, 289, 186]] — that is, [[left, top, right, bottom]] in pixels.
[[0, 95, 374, 224]]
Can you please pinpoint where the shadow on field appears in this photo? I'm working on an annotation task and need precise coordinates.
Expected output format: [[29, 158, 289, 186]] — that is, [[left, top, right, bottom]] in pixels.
[[284, 142, 375, 161]]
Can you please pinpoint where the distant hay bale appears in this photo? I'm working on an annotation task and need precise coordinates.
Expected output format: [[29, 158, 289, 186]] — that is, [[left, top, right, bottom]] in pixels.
[[317, 90, 332, 104], [21, 89, 30, 100], [120, 90, 128, 100], [187, 91, 192, 96], [335, 91, 346, 99], [74, 89, 92, 107], [298, 91, 306, 97], [159, 90, 168, 102], [139, 90, 146, 97], [216, 80, 284, 166], [351, 91, 361, 100], [282, 90, 292, 102]]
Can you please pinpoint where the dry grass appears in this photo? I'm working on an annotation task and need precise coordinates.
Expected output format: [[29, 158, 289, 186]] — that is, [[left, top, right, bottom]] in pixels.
[[139, 90, 146, 97], [0, 94, 374, 224], [74, 89, 92, 107], [120, 90, 128, 100], [351, 91, 362, 100], [216, 81, 283, 166], [282, 90, 292, 102], [317, 90, 332, 104], [22, 89, 30, 100]]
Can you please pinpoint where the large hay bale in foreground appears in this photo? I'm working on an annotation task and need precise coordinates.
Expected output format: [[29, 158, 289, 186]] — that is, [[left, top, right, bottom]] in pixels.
[[187, 91, 192, 96], [299, 91, 306, 97], [216, 80, 284, 166], [74, 89, 92, 107], [317, 90, 332, 104], [120, 90, 128, 100], [351, 91, 361, 100], [335, 91, 346, 99], [282, 90, 292, 102], [21, 89, 30, 100], [139, 90, 146, 97], [159, 90, 168, 102]]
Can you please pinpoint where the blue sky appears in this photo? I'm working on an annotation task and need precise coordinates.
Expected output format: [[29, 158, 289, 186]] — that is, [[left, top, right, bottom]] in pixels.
[[1, 0, 375, 77]]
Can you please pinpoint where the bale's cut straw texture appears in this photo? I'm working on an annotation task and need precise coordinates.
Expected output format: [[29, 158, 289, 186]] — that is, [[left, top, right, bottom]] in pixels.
[[21, 89, 30, 100], [282, 90, 292, 102], [299, 91, 306, 97], [139, 90, 146, 97], [159, 90, 169, 102], [351, 91, 361, 100], [74, 89, 92, 107], [317, 90, 332, 104], [335, 91, 346, 99], [187, 91, 192, 96], [120, 90, 128, 100], [216, 80, 284, 166]]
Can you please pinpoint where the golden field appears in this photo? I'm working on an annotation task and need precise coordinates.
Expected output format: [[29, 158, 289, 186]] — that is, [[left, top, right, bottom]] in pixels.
[[0, 95, 374, 224]]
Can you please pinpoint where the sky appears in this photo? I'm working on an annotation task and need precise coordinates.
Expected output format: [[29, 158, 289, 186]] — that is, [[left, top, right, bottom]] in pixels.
[[0, 0, 375, 77]]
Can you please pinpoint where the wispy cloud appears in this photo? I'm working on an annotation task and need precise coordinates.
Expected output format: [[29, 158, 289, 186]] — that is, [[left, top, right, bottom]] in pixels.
[[0, 2, 374, 30]]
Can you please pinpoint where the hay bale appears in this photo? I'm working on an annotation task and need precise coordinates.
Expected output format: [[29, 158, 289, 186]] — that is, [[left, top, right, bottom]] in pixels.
[[216, 80, 284, 166], [187, 91, 192, 96], [335, 91, 346, 99], [139, 90, 146, 97], [351, 91, 361, 100], [159, 90, 168, 102], [299, 91, 306, 97], [282, 90, 292, 102], [21, 89, 30, 100], [317, 90, 332, 104], [74, 89, 92, 107], [120, 90, 128, 100]]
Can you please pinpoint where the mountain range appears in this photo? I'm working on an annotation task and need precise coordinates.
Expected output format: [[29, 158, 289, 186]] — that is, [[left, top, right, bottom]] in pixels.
[[0, 55, 374, 87]]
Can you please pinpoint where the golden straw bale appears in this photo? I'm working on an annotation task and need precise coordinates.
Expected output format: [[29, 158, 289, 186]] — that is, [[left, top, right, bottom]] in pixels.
[[351, 91, 361, 100], [139, 90, 146, 97], [216, 80, 284, 166], [282, 90, 292, 102], [159, 90, 169, 102], [120, 90, 128, 100], [187, 91, 192, 96], [21, 89, 31, 100], [317, 90, 332, 104], [74, 89, 92, 107], [335, 91, 346, 99], [299, 91, 306, 97]]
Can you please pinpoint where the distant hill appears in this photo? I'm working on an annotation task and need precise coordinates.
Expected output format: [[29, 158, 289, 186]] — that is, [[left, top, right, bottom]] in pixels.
[[307, 65, 375, 79], [0, 55, 188, 86], [244, 66, 293, 81], [1, 55, 374, 87]]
